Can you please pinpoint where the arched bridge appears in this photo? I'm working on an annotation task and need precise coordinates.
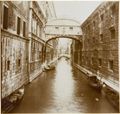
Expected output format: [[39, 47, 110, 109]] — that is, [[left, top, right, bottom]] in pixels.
[[45, 18, 82, 42], [43, 19, 83, 62]]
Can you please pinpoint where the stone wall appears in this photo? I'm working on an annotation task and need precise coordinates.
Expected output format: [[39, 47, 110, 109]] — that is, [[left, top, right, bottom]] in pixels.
[[1, 1, 29, 98], [81, 2, 119, 84]]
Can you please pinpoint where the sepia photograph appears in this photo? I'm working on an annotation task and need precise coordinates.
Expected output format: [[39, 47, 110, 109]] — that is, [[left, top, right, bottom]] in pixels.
[[0, 0, 119, 113]]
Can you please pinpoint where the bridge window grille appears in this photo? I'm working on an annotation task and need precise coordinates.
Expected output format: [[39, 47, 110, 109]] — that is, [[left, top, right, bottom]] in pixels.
[[69, 27, 73, 30], [55, 27, 59, 29]]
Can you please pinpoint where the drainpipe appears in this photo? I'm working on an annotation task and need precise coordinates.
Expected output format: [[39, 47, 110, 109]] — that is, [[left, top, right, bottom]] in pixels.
[[28, 1, 32, 82], [0, 1, 2, 89]]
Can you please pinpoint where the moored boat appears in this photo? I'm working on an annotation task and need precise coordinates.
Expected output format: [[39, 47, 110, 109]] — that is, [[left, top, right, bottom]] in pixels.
[[88, 75, 102, 90]]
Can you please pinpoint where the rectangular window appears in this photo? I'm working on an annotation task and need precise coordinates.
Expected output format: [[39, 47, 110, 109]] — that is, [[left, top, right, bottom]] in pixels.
[[18, 59, 21, 67], [99, 34, 103, 42], [110, 28, 115, 39], [17, 17, 21, 35], [93, 21, 95, 27], [23, 21, 26, 37], [111, 4, 116, 18], [3, 5, 8, 29], [7, 60, 10, 70], [91, 57, 94, 65], [93, 37, 95, 43], [98, 58, 102, 66], [108, 60, 113, 70], [100, 14, 104, 21]]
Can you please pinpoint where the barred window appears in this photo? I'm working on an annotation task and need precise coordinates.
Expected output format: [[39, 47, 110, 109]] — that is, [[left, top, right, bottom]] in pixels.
[[23, 21, 26, 37], [7, 60, 10, 70], [3, 5, 8, 29], [17, 17, 21, 35], [99, 34, 103, 42], [111, 4, 116, 17], [110, 27, 115, 39], [98, 58, 102, 66], [100, 14, 104, 21], [108, 60, 113, 71]]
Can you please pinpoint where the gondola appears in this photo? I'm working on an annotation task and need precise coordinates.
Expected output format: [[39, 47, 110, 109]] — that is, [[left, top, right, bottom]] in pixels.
[[88, 75, 102, 90], [44, 65, 55, 71]]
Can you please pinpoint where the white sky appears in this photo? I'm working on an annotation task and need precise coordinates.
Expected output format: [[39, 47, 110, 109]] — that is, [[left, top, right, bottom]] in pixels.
[[58, 38, 71, 49], [54, 1, 103, 49], [54, 1, 103, 24]]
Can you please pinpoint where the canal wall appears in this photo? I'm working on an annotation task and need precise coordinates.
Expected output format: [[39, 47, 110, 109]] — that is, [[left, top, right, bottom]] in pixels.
[[74, 63, 119, 93]]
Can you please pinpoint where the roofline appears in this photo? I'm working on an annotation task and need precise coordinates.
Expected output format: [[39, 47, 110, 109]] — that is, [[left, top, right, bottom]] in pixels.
[[46, 18, 80, 25], [81, 1, 106, 27]]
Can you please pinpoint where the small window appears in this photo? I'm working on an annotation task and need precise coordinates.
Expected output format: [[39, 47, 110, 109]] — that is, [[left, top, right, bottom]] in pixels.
[[69, 27, 73, 30], [23, 21, 26, 37], [99, 34, 103, 42], [3, 5, 8, 29], [7, 60, 10, 70], [111, 4, 116, 17], [98, 58, 102, 66], [18, 59, 21, 67], [91, 57, 94, 65], [17, 17, 21, 35], [108, 60, 113, 70], [93, 21, 95, 27], [93, 37, 95, 43], [100, 14, 104, 21], [110, 28, 115, 39]]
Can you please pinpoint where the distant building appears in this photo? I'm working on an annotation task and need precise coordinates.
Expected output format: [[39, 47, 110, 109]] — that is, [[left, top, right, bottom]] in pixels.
[[81, 2, 119, 90], [71, 39, 82, 65]]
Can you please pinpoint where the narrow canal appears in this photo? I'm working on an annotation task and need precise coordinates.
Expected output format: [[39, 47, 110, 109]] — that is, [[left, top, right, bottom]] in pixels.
[[12, 57, 118, 113]]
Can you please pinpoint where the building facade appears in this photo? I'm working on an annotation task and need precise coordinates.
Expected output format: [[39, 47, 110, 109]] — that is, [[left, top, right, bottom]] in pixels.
[[1, 1, 29, 98], [28, 1, 56, 82], [1, 1, 57, 99], [28, 1, 46, 82], [81, 1, 119, 91]]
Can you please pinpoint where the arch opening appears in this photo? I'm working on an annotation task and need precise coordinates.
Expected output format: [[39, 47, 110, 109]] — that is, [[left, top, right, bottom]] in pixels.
[[43, 36, 82, 62]]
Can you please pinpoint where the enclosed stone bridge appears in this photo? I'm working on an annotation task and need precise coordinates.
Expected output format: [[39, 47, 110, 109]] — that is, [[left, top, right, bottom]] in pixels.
[[45, 18, 82, 42], [43, 19, 82, 62]]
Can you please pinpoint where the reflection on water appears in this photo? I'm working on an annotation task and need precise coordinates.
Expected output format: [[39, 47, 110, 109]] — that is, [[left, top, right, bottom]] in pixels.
[[12, 57, 118, 113], [54, 58, 74, 99], [53, 58, 76, 112]]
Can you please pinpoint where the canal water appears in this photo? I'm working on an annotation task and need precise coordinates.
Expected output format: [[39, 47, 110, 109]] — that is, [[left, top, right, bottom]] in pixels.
[[12, 57, 118, 113]]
